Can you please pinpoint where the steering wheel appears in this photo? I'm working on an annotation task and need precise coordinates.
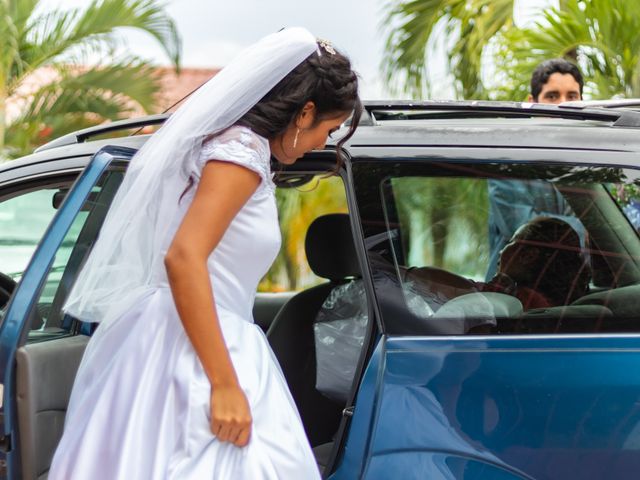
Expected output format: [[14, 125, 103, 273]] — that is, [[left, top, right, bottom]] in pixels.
[[0, 272, 17, 310]]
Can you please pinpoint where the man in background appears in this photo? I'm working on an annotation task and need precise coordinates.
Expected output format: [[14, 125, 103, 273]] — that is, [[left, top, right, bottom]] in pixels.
[[528, 58, 584, 104]]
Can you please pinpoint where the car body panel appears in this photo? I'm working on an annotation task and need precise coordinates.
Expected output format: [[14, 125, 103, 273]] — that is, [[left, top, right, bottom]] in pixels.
[[330, 140, 640, 478], [346, 145, 640, 168], [347, 119, 640, 153], [334, 335, 640, 479]]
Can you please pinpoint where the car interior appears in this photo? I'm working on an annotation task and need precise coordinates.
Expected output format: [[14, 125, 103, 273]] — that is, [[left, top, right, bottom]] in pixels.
[[358, 161, 640, 337], [266, 213, 365, 473], [5, 168, 371, 479]]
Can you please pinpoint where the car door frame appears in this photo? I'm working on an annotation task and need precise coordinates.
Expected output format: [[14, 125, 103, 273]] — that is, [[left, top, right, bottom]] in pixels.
[[0, 146, 135, 480]]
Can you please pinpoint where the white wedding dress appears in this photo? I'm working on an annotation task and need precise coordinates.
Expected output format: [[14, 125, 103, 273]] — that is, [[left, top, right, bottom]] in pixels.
[[50, 126, 321, 479]]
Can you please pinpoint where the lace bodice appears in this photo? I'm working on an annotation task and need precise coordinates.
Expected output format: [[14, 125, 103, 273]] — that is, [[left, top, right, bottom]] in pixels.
[[195, 125, 275, 198]]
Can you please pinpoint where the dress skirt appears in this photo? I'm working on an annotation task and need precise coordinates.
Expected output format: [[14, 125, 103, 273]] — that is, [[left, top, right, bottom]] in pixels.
[[49, 288, 321, 479]]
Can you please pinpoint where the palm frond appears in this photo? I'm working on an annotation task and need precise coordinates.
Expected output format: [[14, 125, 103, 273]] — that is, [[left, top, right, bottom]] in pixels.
[[68, 0, 180, 66], [9, 0, 40, 30], [6, 58, 162, 156], [0, 1, 21, 80], [13, 0, 179, 88], [450, 0, 514, 98], [381, 0, 515, 99], [493, 0, 640, 100], [382, 0, 465, 96], [2, 0, 180, 157]]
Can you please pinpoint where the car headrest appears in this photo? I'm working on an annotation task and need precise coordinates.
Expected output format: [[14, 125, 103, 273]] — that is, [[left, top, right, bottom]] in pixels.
[[305, 213, 360, 281]]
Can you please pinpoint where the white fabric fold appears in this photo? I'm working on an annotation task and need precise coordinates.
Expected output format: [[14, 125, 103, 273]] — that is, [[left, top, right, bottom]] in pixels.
[[64, 27, 316, 327]]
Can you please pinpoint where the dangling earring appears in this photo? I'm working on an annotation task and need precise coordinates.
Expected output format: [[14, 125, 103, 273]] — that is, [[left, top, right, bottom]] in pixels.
[[293, 128, 300, 149]]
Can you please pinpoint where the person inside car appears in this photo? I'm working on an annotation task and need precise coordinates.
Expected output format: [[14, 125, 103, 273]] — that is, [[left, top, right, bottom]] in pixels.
[[481, 216, 591, 309], [486, 59, 586, 278], [405, 216, 591, 315]]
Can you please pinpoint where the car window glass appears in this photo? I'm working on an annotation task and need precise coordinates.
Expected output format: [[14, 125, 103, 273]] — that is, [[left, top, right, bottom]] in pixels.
[[28, 170, 124, 342], [609, 183, 640, 231], [259, 175, 348, 292], [0, 188, 67, 282], [354, 160, 640, 335]]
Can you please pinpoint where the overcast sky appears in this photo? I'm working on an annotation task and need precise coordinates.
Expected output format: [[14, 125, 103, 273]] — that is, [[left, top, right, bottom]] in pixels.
[[40, 0, 555, 99]]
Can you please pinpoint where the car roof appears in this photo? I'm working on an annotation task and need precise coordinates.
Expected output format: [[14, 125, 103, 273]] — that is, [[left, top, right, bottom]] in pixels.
[[344, 117, 640, 152], [4, 100, 640, 174], [0, 135, 149, 177], [342, 101, 640, 153]]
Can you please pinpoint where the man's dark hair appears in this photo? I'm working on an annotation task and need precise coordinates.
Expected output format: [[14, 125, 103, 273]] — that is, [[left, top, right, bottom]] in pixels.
[[530, 58, 584, 101]]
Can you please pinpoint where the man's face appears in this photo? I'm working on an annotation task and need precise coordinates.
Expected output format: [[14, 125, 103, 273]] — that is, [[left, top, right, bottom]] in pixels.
[[529, 72, 582, 104]]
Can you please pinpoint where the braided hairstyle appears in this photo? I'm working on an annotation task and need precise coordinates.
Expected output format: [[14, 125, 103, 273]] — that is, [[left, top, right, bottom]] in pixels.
[[237, 41, 362, 168], [511, 217, 591, 305]]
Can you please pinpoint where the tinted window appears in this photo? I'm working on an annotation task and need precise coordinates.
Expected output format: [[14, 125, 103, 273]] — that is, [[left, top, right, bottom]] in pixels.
[[28, 170, 124, 341], [0, 187, 70, 281], [354, 160, 640, 335], [259, 175, 348, 292]]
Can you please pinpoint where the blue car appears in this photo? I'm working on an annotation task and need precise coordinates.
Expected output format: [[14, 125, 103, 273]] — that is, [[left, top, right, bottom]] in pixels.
[[2, 101, 640, 479]]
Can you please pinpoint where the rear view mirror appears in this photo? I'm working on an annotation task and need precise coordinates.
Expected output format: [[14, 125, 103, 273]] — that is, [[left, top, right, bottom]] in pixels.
[[52, 189, 68, 209], [52, 189, 98, 211]]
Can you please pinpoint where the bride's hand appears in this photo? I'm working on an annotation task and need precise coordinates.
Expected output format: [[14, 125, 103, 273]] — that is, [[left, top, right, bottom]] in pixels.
[[210, 383, 252, 447]]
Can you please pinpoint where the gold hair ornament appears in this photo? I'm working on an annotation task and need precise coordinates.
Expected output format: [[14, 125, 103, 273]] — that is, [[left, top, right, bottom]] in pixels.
[[317, 38, 336, 55]]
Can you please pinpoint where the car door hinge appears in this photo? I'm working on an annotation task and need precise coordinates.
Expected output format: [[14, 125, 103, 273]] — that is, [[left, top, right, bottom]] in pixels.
[[342, 406, 354, 418], [0, 434, 11, 454]]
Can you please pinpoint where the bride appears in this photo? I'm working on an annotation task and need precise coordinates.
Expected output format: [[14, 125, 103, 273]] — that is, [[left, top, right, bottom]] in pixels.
[[49, 27, 362, 479]]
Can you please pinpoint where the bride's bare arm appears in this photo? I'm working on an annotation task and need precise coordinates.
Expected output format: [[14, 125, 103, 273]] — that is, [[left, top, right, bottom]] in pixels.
[[164, 160, 261, 447]]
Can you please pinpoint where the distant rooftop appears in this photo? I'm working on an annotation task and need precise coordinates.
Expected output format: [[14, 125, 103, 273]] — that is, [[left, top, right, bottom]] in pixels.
[[7, 65, 221, 120], [152, 67, 220, 113]]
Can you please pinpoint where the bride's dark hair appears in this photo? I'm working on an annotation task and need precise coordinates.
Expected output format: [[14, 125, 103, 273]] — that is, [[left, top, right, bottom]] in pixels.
[[236, 42, 362, 168]]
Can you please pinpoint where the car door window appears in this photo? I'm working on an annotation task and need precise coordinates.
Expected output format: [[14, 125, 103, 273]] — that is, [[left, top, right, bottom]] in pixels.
[[0, 186, 71, 282], [354, 159, 640, 335], [27, 170, 124, 341], [259, 175, 348, 292]]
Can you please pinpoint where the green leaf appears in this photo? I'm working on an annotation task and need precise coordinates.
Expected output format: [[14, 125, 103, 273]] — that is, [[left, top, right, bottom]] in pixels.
[[2, 0, 181, 157], [492, 0, 640, 100], [381, 0, 515, 98]]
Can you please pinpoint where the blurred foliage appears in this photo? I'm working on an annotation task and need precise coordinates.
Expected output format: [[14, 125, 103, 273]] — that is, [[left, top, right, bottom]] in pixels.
[[392, 177, 489, 278], [0, 0, 181, 159], [382, 0, 516, 99], [383, 0, 640, 101], [259, 176, 348, 292], [611, 182, 640, 205], [493, 0, 640, 101]]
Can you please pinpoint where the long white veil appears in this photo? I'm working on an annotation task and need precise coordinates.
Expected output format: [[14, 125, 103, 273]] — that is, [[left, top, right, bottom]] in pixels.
[[64, 27, 317, 327]]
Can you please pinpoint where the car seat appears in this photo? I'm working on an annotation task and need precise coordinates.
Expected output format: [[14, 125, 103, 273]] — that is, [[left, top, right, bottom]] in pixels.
[[266, 213, 361, 447]]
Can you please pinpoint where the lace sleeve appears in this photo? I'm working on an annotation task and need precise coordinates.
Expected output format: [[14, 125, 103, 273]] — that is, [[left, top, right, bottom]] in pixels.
[[193, 125, 274, 195]]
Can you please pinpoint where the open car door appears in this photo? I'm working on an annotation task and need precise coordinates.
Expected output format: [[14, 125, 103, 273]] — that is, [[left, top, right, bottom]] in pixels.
[[0, 146, 134, 480]]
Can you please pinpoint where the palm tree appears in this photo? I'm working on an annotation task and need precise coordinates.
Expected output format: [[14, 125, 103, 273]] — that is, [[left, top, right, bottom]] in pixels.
[[1, 0, 181, 158], [381, 0, 517, 99], [492, 0, 640, 101]]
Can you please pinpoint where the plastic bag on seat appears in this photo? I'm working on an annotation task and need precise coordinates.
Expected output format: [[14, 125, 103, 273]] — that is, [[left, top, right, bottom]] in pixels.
[[313, 280, 367, 403]]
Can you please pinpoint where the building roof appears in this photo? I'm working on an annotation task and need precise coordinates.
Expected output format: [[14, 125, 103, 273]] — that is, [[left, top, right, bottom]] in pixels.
[[152, 67, 220, 113]]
